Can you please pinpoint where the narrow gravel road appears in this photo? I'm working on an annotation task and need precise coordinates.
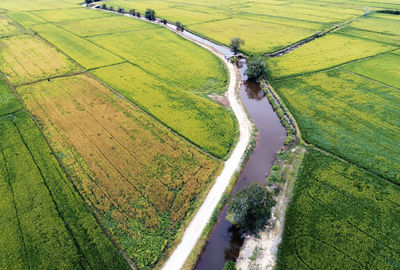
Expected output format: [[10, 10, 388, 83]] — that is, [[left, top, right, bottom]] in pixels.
[[162, 30, 253, 270]]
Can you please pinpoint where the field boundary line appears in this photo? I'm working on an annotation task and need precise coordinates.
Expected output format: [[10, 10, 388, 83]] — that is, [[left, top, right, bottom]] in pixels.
[[12, 121, 88, 269], [339, 67, 400, 91], [0, 149, 29, 264], [269, 47, 400, 81]]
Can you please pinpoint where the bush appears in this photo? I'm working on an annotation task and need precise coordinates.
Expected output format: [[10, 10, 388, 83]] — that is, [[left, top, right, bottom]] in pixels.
[[223, 260, 237, 270], [145, 9, 156, 20], [227, 183, 276, 234], [176, 21, 184, 31], [245, 55, 266, 80]]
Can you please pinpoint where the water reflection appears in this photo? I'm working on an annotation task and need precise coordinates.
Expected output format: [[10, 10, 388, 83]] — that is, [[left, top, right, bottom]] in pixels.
[[244, 81, 265, 101], [224, 225, 244, 262]]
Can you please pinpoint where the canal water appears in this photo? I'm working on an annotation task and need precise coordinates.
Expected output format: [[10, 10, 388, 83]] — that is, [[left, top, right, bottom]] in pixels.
[[164, 26, 287, 269]]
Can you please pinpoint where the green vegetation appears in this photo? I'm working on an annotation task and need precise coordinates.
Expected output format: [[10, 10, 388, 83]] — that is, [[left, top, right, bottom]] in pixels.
[[277, 149, 400, 269], [88, 27, 227, 93], [342, 53, 400, 88], [227, 183, 276, 234], [0, 76, 21, 117], [32, 23, 123, 69], [8, 12, 46, 28], [267, 34, 395, 79], [0, 110, 130, 269], [0, 34, 80, 85], [272, 69, 400, 183], [92, 63, 235, 158], [0, 14, 24, 36]]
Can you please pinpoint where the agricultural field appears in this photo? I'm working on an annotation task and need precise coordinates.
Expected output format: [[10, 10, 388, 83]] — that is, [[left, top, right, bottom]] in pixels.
[[0, 110, 129, 269], [0, 0, 81, 11], [277, 149, 400, 269], [338, 27, 400, 46], [16, 74, 222, 269], [342, 53, 400, 89], [58, 15, 159, 37], [0, 34, 80, 85], [189, 18, 316, 54], [0, 14, 23, 36], [88, 27, 227, 93], [92, 63, 234, 158], [350, 16, 400, 36], [32, 7, 113, 23], [0, 76, 21, 117], [266, 33, 396, 79], [31, 23, 124, 69], [271, 69, 400, 183], [156, 7, 229, 25], [7, 12, 46, 28]]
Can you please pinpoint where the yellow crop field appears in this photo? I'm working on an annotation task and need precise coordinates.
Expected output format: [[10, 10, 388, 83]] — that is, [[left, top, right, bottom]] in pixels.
[[89, 28, 227, 93], [156, 7, 229, 25], [32, 7, 114, 23], [0, 14, 23, 36], [32, 23, 123, 69], [17, 73, 221, 269], [190, 18, 316, 53], [92, 62, 235, 158], [0, 34, 80, 85], [58, 15, 159, 37], [267, 34, 395, 79], [238, 15, 326, 31], [0, 0, 81, 12], [7, 12, 46, 28]]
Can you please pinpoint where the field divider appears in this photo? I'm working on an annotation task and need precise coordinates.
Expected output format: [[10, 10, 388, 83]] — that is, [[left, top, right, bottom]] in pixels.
[[12, 121, 88, 269], [0, 149, 29, 263]]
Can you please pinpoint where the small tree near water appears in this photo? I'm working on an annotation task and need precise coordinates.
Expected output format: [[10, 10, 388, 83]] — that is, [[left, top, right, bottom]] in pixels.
[[227, 183, 276, 234], [230, 37, 244, 54], [245, 55, 266, 80]]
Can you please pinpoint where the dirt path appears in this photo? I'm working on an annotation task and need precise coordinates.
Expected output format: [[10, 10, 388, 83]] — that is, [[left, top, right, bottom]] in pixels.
[[85, 5, 253, 270]]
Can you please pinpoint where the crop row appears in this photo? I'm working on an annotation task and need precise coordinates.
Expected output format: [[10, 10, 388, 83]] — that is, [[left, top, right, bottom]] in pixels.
[[272, 68, 400, 183], [0, 111, 129, 269], [277, 149, 400, 269], [17, 74, 222, 269]]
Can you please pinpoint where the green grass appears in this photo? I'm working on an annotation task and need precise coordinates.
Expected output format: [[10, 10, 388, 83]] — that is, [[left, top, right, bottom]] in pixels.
[[272, 69, 400, 183], [277, 149, 400, 269], [32, 23, 123, 69], [267, 34, 396, 79], [0, 76, 21, 117], [88, 27, 227, 94], [342, 53, 400, 89], [92, 62, 235, 158], [0, 111, 129, 269]]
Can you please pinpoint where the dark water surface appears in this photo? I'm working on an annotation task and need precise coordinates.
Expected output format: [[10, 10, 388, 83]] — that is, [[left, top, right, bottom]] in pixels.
[[177, 29, 287, 270]]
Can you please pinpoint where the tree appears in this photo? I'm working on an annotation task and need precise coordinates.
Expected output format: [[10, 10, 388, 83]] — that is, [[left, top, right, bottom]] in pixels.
[[230, 37, 244, 54], [109, 6, 114, 11], [223, 260, 237, 270], [145, 9, 156, 20], [129, 9, 136, 16], [176, 21, 184, 32], [227, 183, 276, 234], [136, 12, 141, 18], [161, 19, 167, 25], [117, 7, 124, 13], [245, 55, 266, 80], [101, 3, 107, 9], [85, 0, 93, 4]]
